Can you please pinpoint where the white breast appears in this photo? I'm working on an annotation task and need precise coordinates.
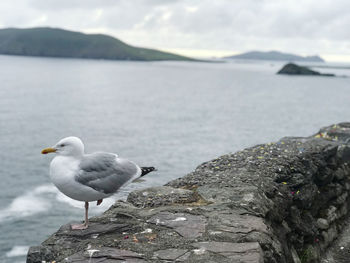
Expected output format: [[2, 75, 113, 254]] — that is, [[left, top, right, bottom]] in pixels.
[[50, 156, 108, 202]]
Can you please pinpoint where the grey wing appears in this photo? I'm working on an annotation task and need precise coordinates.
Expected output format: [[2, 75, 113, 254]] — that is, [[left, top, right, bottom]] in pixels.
[[75, 152, 141, 194]]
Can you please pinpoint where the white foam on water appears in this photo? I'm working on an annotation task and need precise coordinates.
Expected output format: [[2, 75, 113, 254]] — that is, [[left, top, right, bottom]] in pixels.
[[6, 245, 29, 257], [0, 182, 142, 223], [0, 184, 57, 222]]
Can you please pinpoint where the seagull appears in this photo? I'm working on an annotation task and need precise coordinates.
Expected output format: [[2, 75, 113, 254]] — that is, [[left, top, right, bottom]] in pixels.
[[41, 136, 156, 230]]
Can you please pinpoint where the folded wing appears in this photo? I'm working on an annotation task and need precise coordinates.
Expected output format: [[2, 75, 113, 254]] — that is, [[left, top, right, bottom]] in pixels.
[[75, 152, 141, 194]]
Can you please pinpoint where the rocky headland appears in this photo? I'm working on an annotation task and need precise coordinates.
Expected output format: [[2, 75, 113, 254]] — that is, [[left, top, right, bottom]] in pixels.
[[277, 63, 335, 76], [27, 123, 350, 263]]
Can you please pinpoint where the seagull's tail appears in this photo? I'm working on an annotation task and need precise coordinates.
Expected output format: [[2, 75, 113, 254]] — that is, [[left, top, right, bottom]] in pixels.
[[140, 167, 156, 177]]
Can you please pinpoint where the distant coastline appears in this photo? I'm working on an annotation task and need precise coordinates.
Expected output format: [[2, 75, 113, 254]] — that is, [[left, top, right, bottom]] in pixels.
[[225, 50, 324, 62], [0, 27, 196, 62]]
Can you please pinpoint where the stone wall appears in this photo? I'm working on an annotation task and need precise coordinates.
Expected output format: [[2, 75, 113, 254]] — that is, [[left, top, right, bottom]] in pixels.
[[27, 123, 350, 263]]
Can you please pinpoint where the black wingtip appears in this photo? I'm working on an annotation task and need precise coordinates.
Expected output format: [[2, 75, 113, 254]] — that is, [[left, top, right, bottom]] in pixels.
[[141, 167, 156, 177]]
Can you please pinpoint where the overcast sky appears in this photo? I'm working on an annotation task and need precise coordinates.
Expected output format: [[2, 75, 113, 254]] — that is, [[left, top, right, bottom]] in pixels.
[[0, 0, 349, 61]]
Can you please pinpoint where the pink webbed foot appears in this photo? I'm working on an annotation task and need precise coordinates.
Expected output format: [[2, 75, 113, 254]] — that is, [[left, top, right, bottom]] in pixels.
[[71, 223, 88, 230], [71, 201, 90, 230]]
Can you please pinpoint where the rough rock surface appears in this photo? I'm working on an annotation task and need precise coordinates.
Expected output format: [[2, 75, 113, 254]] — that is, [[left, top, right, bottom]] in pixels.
[[27, 123, 350, 263]]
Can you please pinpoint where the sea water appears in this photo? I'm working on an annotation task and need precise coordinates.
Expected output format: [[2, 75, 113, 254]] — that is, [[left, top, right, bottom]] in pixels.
[[0, 55, 349, 262]]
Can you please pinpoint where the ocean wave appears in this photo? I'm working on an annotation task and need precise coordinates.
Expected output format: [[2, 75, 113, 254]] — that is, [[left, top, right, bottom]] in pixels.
[[6, 245, 29, 257], [0, 185, 56, 222], [54, 184, 135, 213], [0, 183, 141, 222]]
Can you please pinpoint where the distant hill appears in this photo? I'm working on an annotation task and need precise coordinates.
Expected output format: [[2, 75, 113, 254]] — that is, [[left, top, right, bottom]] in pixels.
[[0, 27, 195, 61], [225, 51, 324, 62]]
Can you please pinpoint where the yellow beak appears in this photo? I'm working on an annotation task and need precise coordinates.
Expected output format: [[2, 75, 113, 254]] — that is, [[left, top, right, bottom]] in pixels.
[[41, 147, 57, 154]]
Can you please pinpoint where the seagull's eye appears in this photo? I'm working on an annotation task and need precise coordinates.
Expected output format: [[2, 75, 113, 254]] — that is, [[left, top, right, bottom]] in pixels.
[[60, 144, 65, 147]]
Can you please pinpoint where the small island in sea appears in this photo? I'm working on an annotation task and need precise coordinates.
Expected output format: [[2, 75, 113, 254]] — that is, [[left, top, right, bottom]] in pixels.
[[225, 50, 324, 62], [0, 27, 195, 61], [277, 63, 335, 76]]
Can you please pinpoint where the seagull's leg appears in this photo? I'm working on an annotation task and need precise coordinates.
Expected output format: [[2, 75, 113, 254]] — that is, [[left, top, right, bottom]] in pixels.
[[97, 199, 103, 206], [84, 201, 89, 226], [71, 202, 89, 230]]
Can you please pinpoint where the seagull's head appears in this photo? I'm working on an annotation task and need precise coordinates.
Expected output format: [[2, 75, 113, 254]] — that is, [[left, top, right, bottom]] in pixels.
[[42, 136, 85, 157]]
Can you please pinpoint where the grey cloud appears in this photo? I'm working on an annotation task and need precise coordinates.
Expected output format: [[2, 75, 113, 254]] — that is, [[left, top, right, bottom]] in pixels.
[[0, 0, 349, 57], [130, 0, 350, 40], [28, 0, 180, 11], [28, 0, 121, 10]]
